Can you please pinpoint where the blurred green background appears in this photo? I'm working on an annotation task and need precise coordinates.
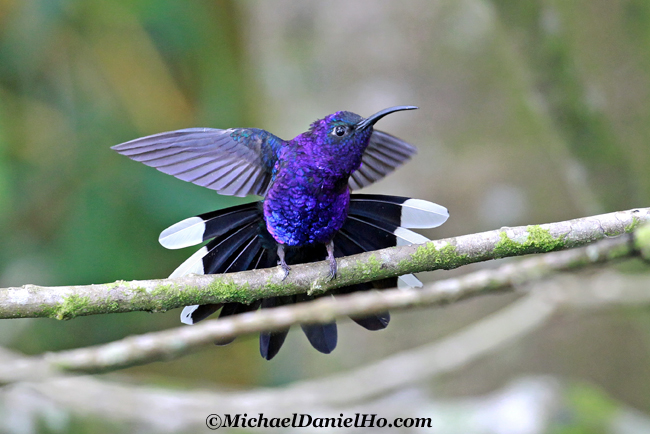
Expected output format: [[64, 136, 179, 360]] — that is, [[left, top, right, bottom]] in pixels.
[[1, 0, 650, 432]]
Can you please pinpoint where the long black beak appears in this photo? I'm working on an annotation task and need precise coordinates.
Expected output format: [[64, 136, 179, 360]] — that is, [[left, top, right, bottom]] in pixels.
[[355, 105, 418, 131]]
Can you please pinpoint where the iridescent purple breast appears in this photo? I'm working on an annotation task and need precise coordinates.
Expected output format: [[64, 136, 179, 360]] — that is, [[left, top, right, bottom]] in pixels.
[[263, 167, 350, 246]]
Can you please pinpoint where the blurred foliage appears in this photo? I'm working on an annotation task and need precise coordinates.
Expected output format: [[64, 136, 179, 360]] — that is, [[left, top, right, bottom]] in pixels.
[[0, 0, 264, 386], [0, 0, 248, 285], [491, 0, 647, 212]]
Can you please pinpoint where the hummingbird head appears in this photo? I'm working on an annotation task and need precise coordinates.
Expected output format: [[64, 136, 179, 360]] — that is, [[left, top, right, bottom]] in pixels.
[[310, 105, 417, 143], [306, 105, 417, 148], [299, 105, 418, 175]]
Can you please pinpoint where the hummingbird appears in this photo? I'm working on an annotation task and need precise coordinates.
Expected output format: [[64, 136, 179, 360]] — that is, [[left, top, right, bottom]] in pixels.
[[112, 106, 449, 360]]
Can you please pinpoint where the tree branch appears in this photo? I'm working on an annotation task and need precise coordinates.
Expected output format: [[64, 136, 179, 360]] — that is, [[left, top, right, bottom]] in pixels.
[[0, 208, 647, 320], [0, 229, 639, 379]]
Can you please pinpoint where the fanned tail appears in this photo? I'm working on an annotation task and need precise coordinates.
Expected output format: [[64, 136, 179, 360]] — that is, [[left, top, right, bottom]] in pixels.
[[169, 194, 448, 360]]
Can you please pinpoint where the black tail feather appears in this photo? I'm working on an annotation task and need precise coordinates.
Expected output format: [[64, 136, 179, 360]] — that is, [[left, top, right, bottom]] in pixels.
[[260, 329, 290, 361], [183, 304, 223, 324], [348, 194, 409, 228], [159, 201, 261, 250], [203, 221, 260, 274], [199, 202, 261, 242], [300, 322, 338, 353], [296, 293, 337, 354], [259, 296, 293, 360], [222, 236, 263, 273], [351, 312, 391, 330], [213, 300, 262, 346]]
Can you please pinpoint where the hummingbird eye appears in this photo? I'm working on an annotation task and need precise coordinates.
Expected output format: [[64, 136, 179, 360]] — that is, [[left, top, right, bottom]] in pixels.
[[332, 125, 347, 137]]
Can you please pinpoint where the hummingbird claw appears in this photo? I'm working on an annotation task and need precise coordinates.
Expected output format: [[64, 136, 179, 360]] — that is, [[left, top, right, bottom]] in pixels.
[[328, 260, 337, 280], [277, 244, 291, 281], [280, 262, 291, 281], [326, 240, 337, 281]]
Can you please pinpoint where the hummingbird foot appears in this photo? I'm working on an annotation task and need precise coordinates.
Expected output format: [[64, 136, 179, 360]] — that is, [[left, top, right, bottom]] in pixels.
[[277, 244, 291, 280], [326, 240, 337, 280]]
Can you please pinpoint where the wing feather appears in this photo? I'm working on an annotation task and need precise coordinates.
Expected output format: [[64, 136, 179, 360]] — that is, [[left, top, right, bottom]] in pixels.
[[112, 127, 284, 197], [349, 130, 417, 190]]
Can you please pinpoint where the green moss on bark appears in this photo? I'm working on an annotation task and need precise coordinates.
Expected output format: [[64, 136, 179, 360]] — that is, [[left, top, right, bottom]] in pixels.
[[493, 226, 566, 258]]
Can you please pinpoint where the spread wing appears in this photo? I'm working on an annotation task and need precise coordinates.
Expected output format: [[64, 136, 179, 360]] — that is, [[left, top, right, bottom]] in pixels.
[[349, 130, 417, 190], [111, 128, 284, 197]]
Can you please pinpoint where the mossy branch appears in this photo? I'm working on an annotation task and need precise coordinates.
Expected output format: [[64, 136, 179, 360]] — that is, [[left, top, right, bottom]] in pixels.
[[0, 208, 648, 321], [0, 229, 640, 378]]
